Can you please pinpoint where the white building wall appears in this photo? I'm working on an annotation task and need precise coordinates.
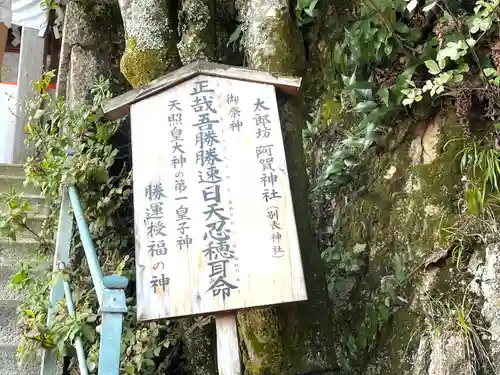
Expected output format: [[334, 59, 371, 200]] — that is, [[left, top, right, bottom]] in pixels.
[[0, 83, 17, 164], [0, 52, 20, 164]]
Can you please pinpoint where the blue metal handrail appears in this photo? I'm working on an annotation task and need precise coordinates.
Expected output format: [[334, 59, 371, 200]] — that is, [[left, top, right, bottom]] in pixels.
[[67, 186, 104, 305], [40, 183, 128, 375]]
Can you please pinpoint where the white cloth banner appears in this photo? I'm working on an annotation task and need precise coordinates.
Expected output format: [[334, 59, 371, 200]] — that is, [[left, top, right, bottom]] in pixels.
[[0, 0, 48, 36]]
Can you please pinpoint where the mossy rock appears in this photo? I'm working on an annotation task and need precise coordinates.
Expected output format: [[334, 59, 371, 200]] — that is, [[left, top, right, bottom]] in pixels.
[[120, 38, 178, 87], [237, 308, 284, 375]]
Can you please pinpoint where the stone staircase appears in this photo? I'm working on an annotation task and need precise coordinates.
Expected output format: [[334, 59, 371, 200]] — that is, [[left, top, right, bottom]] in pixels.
[[0, 163, 49, 375]]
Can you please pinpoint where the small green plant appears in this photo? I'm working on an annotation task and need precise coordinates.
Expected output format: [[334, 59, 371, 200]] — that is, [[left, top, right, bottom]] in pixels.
[[450, 139, 500, 215], [227, 24, 243, 51], [426, 290, 496, 375], [295, 0, 319, 26], [0, 188, 51, 246], [402, 0, 500, 107]]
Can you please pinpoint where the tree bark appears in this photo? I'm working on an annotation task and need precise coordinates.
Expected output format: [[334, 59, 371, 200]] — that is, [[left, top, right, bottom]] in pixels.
[[118, 0, 180, 87], [177, 0, 216, 64]]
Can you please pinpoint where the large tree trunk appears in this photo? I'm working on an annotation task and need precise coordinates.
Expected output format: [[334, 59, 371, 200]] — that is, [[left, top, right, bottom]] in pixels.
[[234, 1, 336, 373]]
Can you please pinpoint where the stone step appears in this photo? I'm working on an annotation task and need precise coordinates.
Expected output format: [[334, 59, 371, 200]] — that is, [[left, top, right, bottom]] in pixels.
[[0, 164, 25, 178], [0, 176, 40, 196], [0, 238, 49, 266], [1, 194, 49, 216], [0, 301, 22, 347], [0, 261, 52, 301], [0, 267, 23, 301], [0, 214, 50, 240], [19, 194, 49, 216], [0, 345, 39, 375]]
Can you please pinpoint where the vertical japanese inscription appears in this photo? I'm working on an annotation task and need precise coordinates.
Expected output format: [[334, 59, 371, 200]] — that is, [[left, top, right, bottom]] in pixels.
[[226, 93, 242, 132], [144, 181, 170, 292], [254, 98, 284, 258], [168, 100, 193, 252], [191, 80, 238, 300]]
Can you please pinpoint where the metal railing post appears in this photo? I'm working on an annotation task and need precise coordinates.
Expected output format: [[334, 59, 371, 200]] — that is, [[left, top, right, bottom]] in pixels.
[[98, 275, 129, 375], [41, 184, 74, 375], [59, 263, 90, 375], [67, 185, 104, 304], [43, 149, 128, 374]]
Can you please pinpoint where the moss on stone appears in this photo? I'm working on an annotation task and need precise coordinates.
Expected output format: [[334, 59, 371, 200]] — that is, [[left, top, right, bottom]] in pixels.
[[237, 308, 284, 375], [120, 38, 178, 87], [322, 110, 475, 373], [413, 118, 464, 208], [250, 9, 304, 75]]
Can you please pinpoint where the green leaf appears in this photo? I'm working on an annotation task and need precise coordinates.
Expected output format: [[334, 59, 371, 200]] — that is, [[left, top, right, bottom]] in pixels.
[[305, 0, 319, 17], [10, 272, 27, 285], [353, 101, 377, 113], [81, 324, 96, 343], [479, 17, 492, 32], [124, 363, 135, 375], [402, 98, 414, 106], [394, 22, 409, 34], [384, 43, 393, 56], [378, 88, 390, 106], [425, 60, 441, 75], [144, 359, 155, 367], [227, 25, 242, 47], [484, 67, 497, 77], [438, 56, 447, 70], [378, 303, 390, 323], [457, 63, 470, 73], [87, 358, 97, 372]]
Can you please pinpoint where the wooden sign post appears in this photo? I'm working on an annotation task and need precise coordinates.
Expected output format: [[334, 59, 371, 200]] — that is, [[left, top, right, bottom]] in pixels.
[[102, 62, 307, 374]]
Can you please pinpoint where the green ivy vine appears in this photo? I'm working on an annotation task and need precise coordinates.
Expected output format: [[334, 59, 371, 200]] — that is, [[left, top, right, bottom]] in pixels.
[[3, 72, 182, 375]]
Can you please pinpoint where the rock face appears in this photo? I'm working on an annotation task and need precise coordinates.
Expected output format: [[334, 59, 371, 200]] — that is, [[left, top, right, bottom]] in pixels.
[[309, 105, 500, 375], [304, 5, 500, 373]]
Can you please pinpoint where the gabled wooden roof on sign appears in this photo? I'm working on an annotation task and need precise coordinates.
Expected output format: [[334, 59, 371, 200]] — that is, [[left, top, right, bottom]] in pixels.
[[101, 61, 302, 120]]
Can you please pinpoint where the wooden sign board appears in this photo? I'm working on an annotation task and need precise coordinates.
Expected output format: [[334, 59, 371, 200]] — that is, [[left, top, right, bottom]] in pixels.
[[130, 74, 307, 321]]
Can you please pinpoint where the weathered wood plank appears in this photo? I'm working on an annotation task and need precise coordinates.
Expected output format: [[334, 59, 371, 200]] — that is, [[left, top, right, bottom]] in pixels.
[[102, 61, 302, 120], [216, 314, 241, 375], [13, 27, 45, 163], [198, 62, 301, 95], [132, 75, 307, 321]]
